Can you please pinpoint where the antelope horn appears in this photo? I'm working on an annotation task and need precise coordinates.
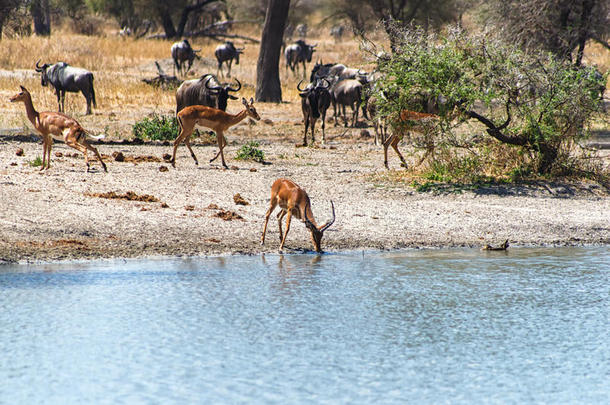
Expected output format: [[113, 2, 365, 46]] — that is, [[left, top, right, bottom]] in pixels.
[[303, 200, 316, 230], [319, 201, 335, 233]]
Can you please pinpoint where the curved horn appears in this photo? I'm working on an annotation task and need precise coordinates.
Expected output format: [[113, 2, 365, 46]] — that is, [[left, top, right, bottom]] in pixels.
[[303, 200, 316, 230], [319, 201, 335, 233], [35, 59, 43, 72], [297, 79, 308, 92], [319, 78, 331, 89], [227, 78, 241, 92], [205, 75, 221, 92]]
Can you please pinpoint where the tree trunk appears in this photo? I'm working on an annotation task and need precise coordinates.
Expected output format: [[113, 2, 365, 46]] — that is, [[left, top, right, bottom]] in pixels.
[[255, 0, 290, 102], [158, 7, 177, 39], [176, 0, 219, 38], [31, 0, 50, 36]]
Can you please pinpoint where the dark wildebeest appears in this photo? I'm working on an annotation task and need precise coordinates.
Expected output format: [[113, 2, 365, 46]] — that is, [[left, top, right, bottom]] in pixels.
[[215, 41, 244, 78], [285, 39, 317, 78], [171, 39, 200, 76], [298, 78, 331, 146], [35, 60, 96, 115], [175, 74, 241, 114], [331, 78, 363, 127], [310, 61, 335, 82]]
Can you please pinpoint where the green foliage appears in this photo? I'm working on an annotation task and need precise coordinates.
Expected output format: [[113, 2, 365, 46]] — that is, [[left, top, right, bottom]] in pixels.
[[374, 25, 606, 176], [132, 114, 179, 141], [28, 156, 43, 167], [235, 141, 265, 163]]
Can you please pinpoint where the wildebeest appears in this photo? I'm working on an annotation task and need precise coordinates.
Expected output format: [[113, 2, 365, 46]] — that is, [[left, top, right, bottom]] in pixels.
[[298, 78, 331, 146], [35, 60, 96, 115], [175, 74, 241, 114], [310, 61, 335, 82], [285, 39, 317, 78], [295, 23, 308, 38], [215, 41, 244, 78], [171, 39, 200, 76], [331, 78, 363, 127]]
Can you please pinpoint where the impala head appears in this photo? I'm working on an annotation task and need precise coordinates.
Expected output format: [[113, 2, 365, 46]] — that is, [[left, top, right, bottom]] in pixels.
[[304, 200, 335, 252], [9, 86, 31, 103], [242, 97, 260, 121]]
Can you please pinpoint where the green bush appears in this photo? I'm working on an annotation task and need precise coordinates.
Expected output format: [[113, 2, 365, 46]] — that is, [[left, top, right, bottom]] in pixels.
[[28, 156, 43, 167], [235, 141, 265, 163], [132, 114, 179, 141]]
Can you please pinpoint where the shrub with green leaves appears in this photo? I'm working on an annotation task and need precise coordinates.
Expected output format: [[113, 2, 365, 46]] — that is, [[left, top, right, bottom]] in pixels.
[[374, 25, 607, 176], [235, 141, 265, 163], [132, 114, 179, 141], [28, 156, 43, 167]]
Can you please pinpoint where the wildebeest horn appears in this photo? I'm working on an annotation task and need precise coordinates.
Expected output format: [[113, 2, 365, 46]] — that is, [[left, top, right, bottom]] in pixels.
[[297, 79, 308, 92], [35, 59, 44, 72], [227, 78, 241, 92], [319, 201, 335, 233], [204, 75, 221, 93]]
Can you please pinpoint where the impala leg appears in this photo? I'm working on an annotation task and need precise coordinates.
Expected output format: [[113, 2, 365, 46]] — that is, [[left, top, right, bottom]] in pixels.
[[390, 135, 408, 168], [45, 137, 53, 170], [171, 120, 193, 168], [261, 199, 278, 245], [184, 137, 199, 166], [209, 134, 227, 163], [82, 138, 107, 172], [65, 139, 90, 171], [383, 134, 394, 169], [216, 131, 228, 168], [277, 210, 286, 241], [279, 211, 292, 252]]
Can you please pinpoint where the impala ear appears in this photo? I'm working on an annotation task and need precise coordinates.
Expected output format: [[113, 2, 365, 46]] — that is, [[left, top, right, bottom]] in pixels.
[[250, 97, 254, 104], [20, 85, 27, 91], [242, 97, 247, 106]]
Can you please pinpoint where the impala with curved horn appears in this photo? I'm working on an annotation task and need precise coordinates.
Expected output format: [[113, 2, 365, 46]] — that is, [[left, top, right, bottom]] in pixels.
[[298, 78, 331, 146], [261, 178, 335, 253], [35, 60, 96, 115], [175, 74, 241, 114]]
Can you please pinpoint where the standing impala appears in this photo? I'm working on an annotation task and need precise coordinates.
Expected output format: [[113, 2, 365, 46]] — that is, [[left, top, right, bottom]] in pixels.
[[261, 178, 335, 253], [384, 110, 439, 169], [171, 97, 260, 168], [9, 85, 107, 172]]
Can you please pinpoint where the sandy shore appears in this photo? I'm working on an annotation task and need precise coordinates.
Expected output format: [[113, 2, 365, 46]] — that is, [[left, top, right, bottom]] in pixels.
[[1, 133, 609, 264]]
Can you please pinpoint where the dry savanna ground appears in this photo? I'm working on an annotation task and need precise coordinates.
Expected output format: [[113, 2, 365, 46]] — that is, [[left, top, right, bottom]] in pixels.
[[0, 26, 609, 263]]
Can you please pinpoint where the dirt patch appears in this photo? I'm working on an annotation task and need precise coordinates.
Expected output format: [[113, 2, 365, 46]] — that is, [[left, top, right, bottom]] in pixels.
[[112, 151, 161, 163], [86, 191, 161, 203], [213, 209, 244, 221], [233, 193, 250, 205]]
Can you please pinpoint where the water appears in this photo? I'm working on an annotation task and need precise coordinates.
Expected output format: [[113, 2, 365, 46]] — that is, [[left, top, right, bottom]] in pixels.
[[1, 247, 608, 404]]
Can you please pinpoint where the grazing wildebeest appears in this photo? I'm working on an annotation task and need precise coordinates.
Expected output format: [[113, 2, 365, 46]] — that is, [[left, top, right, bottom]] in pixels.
[[10, 86, 107, 172], [285, 39, 317, 78], [331, 78, 363, 127], [330, 25, 344, 42], [215, 41, 244, 78], [298, 78, 331, 146], [175, 74, 241, 114], [171, 39, 200, 76], [35, 60, 97, 115]]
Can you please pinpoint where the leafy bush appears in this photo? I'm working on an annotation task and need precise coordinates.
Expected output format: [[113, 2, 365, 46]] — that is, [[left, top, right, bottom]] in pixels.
[[235, 141, 265, 163], [132, 114, 179, 141], [374, 25, 607, 177]]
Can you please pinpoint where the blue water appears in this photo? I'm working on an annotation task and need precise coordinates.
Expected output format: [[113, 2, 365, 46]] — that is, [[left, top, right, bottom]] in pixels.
[[1, 247, 609, 404]]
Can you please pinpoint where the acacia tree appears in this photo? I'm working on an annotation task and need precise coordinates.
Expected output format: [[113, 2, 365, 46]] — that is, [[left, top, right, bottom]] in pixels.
[[374, 27, 606, 175], [0, 0, 22, 38], [255, 0, 290, 102]]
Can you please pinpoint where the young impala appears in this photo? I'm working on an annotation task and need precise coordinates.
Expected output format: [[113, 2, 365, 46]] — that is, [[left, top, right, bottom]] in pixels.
[[383, 109, 439, 169], [171, 97, 260, 168], [261, 178, 335, 253], [10, 85, 107, 172]]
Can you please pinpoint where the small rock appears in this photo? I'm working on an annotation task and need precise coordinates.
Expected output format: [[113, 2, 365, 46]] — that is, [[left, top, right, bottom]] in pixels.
[[162, 153, 172, 161], [360, 129, 371, 138], [160, 203, 169, 208], [207, 203, 220, 210], [185, 205, 195, 211], [10, 162, 17, 166], [230, 165, 239, 171], [249, 167, 257, 172], [15, 148, 24, 156], [159, 165, 168, 172], [55, 152, 63, 157]]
